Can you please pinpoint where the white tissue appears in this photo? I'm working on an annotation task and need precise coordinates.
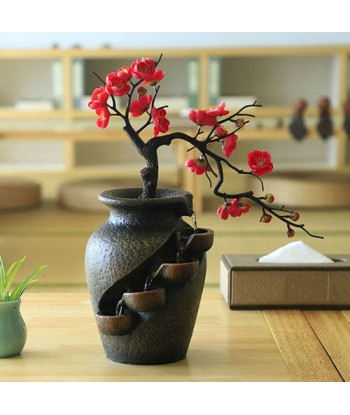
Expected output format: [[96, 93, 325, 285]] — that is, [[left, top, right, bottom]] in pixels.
[[258, 241, 333, 264]]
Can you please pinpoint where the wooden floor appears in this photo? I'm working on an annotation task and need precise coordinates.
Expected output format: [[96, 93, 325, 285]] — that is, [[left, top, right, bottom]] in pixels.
[[1, 288, 350, 382]]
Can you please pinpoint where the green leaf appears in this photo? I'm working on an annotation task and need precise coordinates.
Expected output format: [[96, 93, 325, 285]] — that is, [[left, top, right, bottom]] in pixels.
[[0, 255, 7, 302], [8, 264, 47, 301], [0, 254, 47, 302], [3, 256, 26, 299]]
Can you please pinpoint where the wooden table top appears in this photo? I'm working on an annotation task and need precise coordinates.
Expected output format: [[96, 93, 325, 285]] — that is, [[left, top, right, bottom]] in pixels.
[[1, 287, 349, 382]]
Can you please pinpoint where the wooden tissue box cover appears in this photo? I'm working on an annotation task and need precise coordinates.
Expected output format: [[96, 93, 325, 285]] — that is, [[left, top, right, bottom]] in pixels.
[[220, 254, 350, 309]]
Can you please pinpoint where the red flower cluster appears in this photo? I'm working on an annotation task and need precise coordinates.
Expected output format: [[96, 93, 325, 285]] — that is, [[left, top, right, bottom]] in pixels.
[[152, 108, 170, 137], [131, 58, 165, 85], [88, 86, 109, 109], [129, 94, 153, 117], [87, 54, 314, 239], [217, 198, 252, 220], [185, 157, 210, 175], [222, 134, 238, 157], [105, 71, 131, 96], [189, 102, 229, 126], [247, 150, 274, 176], [88, 57, 166, 130]]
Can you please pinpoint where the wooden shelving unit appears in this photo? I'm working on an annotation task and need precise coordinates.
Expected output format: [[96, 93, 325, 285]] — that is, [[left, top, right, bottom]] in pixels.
[[0, 45, 350, 210]]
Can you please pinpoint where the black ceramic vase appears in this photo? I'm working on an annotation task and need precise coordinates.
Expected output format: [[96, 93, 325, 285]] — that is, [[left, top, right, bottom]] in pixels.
[[85, 188, 213, 365]]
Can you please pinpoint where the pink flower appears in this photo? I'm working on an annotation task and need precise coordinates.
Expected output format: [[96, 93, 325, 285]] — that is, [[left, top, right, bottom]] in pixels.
[[222, 134, 238, 157], [188, 102, 229, 127], [215, 125, 228, 137], [151, 107, 170, 137], [188, 109, 217, 126], [95, 106, 110, 129], [217, 203, 230, 220], [131, 58, 164, 85], [88, 86, 109, 110], [129, 94, 153, 117], [146, 69, 165, 86], [217, 198, 252, 220], [185, 157, 210, 175], [131, 57, 156, 79], [247, 150, 274, 176], [230, 198, 252, 217], [206, 102, 229, 117], [116, 66, 132, 81], [105, 72, 131, 96]]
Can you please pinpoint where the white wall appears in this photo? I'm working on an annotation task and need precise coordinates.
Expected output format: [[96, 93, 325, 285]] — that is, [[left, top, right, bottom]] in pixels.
[[1, 32, 350, 49]]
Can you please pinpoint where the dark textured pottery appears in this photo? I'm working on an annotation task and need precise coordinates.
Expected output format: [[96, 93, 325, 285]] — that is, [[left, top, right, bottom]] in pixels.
[[85, 188, 213, 365]]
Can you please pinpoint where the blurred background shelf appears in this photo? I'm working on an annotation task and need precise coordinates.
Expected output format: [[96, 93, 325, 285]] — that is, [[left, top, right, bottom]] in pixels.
[[1, 45, 350, 211]]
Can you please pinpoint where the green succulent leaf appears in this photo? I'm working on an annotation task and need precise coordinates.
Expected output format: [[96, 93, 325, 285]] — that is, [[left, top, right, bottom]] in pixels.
[[4, 256, 26, 299], [0, 254, 47, 302]]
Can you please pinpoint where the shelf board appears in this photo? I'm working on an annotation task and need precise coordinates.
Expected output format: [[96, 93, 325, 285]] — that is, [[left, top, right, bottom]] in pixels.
[[0, 163, 66, 172], [0, 106, 342, 121], [67, 48, 201, 59], [205, 45, 350, 57], [239, 127, 346, 140], [73, 164, 178, 172], [0, 118, 195, 140], [237, 106, 342, 118], [0, 49, 65, 59], [0, 108, 65, 120]]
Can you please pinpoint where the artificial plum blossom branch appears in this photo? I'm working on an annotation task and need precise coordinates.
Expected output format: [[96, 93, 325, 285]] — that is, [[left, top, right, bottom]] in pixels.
[[88, 54, 322, 239]]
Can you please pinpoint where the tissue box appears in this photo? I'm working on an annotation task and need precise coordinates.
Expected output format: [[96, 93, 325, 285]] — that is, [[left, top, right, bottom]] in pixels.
[[220, 254, 350, 309]]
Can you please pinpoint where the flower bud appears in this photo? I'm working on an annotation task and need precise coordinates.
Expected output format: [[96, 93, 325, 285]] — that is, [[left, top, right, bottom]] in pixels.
[[265, 193, 275, 203], [290, 211, 300, 221], [235, 118, 245, 128], [137, 86, 147, 96], [260, 213, 272, 223], [287, 228, 295, 238], [215, 125, 228, 137]]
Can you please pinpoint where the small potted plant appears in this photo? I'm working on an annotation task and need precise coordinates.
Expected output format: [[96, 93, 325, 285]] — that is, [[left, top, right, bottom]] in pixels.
[[0, 254, 47, 358]]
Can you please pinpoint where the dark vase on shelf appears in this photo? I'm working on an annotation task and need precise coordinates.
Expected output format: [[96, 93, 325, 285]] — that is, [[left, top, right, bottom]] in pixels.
[[317, 96, 333, 140], [85, 188, 213, 365], [289, 98, 308, 141], [343, 99, 350, 139]]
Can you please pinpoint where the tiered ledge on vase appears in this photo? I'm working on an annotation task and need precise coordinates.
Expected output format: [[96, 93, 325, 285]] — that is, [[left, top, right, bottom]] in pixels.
[[153, 259, 200, 285], [122, 287, 166, 312], [95, 311, 137, 337]]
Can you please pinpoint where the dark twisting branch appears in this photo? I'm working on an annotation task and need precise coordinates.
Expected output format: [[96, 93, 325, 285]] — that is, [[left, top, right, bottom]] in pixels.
[[88, 54, 322, 239]]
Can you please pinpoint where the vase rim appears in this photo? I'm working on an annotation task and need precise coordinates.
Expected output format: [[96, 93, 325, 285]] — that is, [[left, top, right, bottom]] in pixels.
[[0, 299, 21, 307], [98, 187, 193, 210]]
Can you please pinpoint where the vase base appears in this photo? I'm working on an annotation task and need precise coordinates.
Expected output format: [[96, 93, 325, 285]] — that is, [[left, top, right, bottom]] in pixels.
[[0, 351, 22, 359], [104, 349, 187, 365]]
